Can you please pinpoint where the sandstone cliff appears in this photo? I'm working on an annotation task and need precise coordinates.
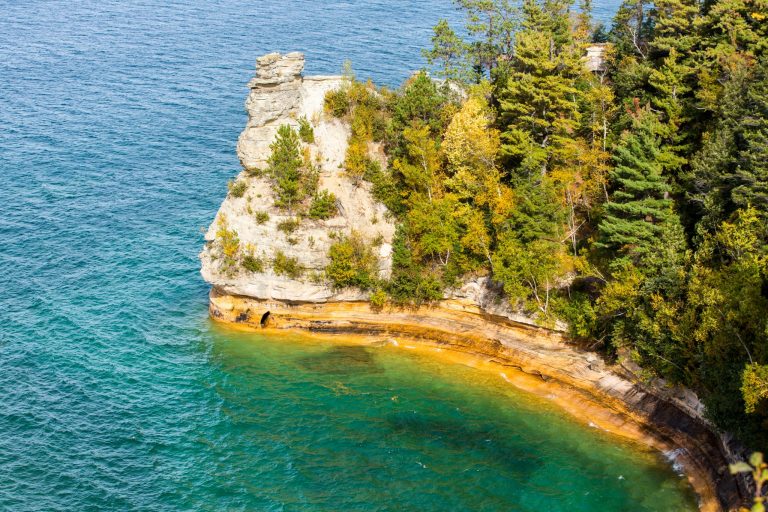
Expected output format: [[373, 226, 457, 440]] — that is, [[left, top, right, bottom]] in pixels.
[[200, 52, 395, 302]]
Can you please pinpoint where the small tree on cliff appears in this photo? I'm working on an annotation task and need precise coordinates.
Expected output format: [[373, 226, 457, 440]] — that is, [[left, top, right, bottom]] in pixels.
[[267, 125, 304, 211]]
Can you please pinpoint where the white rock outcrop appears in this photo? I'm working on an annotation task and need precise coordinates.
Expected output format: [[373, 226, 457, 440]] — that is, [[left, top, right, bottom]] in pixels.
[[200, 53, 396, 302]]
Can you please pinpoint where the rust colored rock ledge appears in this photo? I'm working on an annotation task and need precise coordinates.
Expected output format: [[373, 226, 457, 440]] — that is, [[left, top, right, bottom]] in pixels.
[[208, 287, 749, 512]]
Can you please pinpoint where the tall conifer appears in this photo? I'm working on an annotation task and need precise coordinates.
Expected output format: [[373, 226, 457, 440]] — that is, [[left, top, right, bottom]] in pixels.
[[597, 109, 677, 260]]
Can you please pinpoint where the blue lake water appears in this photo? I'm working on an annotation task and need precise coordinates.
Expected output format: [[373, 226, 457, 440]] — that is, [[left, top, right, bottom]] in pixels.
[[0, 1, 698, 510]]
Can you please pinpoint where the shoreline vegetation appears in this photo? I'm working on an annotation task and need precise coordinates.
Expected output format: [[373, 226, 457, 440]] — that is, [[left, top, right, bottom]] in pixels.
[[202, 0, 768, 509]]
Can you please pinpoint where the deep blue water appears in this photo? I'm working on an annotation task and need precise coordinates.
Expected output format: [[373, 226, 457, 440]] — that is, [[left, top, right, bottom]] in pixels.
[[0, 1, 698, 511]]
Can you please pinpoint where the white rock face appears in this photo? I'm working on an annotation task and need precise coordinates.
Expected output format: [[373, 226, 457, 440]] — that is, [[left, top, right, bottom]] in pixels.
[[200, 53, 396, 302], [446, 276, 567, 331]]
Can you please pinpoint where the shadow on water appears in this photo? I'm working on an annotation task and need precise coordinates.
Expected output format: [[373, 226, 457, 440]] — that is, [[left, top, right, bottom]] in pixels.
[[386, 411, 538, 480], [296, 344, 384, 376]]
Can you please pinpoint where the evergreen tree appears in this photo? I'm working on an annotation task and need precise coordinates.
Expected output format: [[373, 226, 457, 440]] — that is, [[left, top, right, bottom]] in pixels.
[[651, 0, 699, 59], [735, 60, 768, 213], [597, 108, 677, 261], [267, 125, 304, 211], [497, 0, 583, 176], [453, 0, 520, 74], [388, 72, 450, 159], [423, 19, 469, 81], [646, 49, 692, 181], [685, 206, 768, 445], [692, 59, 768, 232], [698, 0, 768, 64], [609, 0, 653, 61]]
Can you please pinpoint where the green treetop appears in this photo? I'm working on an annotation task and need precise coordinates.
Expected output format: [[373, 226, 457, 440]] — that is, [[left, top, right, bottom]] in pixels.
[[497, 0, 583, 177], [423, 19, 469, 82], [597, 108, 677, 261], [692, 58, 768, 233], [267, 125, 304, 211], [454, 0, 520, 75]]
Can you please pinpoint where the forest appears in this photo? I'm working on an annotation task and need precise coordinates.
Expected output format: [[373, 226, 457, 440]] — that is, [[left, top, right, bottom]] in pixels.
[[257, 0, 768, 449]]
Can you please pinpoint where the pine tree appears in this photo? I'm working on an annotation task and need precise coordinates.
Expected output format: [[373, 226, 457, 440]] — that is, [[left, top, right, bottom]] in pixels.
[[423, 19, 469, 81], [698, 0, 768, 64], [389, 72, 449, 159], [453, 0, 519, 74], [609, 0, 654, 60], [597, 108, 677, 260], [650, 0, 700, 58], [267, 125, 304, 211], [647, 49, 692, 178], [735, 60, 768, 213], [497, 0, 583, 177], [692, 58, 768, 232]]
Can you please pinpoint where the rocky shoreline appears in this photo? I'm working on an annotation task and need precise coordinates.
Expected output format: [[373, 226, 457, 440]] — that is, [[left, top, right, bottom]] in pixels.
[[207, 287, 750, 511]]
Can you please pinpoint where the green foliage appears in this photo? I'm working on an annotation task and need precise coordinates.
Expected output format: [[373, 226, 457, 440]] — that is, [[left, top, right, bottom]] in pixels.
[[228, 179, 248, 198], [340, 80, 390, 186], [364, 159, 404, 215], [272, 250, 303, 279], [242, 246, 265, 273], [386, 226, 445, 304], [684, 207, 768, 441], [308, 190, 337, 219], [503, 178, 565, 244], [344, 136, 372, 185], [369, 288, 388, 311], [492, 232, 563, 314], [254, 211, 270, 224], [553, 292, 597, 340], [324, 88, 349, 117], [423, 19, 470, 81], [325, 232, 378, 289], [267, 125, 305, 210], [393, 122, 443, 203], [496, 0, 584, 177], [692, 59, 768, 233], [743, 364, 768, 415], [388, 72, 451, 157], [298, 117, 315, 143], [597, 110, 677, 262], [406, 195, 461, 263], [277, 217, 301, 234], [450, 0, 519, 75]]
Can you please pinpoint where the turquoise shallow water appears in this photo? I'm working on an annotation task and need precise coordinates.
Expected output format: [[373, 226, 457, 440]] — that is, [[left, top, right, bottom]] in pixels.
[[1, 1, 697, 510]]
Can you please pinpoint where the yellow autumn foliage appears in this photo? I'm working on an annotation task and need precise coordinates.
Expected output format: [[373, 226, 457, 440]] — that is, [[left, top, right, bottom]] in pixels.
[[442, 97, 500, 201]]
